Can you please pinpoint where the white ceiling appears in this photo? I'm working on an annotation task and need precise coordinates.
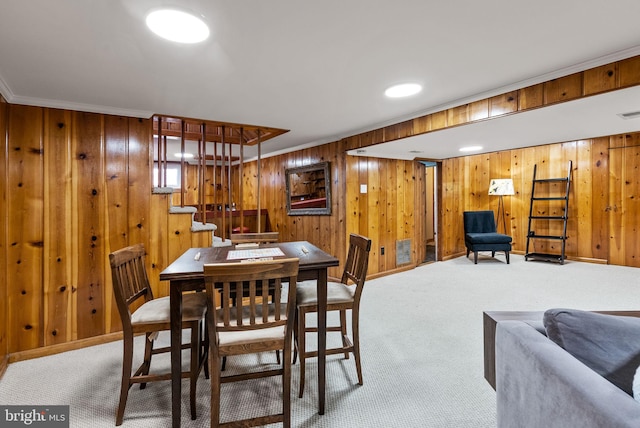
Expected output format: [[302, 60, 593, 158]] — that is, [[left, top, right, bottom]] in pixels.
[[1, 0, 640, 161]]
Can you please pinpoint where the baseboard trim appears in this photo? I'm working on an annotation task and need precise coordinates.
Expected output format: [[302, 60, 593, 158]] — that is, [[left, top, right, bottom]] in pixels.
[[8, 332, 124, 364], [566, 256, 608, 264], [442, 251, 466, 261], [367, 264, 416, 280]]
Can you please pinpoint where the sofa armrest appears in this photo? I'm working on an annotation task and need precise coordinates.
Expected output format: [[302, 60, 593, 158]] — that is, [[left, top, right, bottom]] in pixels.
[[496, 321, 640, 428]]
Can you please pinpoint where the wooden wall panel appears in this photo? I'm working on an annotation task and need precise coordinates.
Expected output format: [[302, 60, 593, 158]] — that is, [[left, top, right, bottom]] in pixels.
[[469, 99, 489, 122], [345, 156, 360, 253], [402, 161, 416, 258], [0, 95, 8, 366], [574, 139, 594, 258], [609, 143, 625, 265], [623, 143, 640, 266], [127, 118, 151, 247], [367, 158, 381, 273], [510, 149, 527, 249], [379, 160, 393, 271], [619, 56, 640, 88], [105, 115, 129, 254], [489, 92, 518, 117], [73, 112, 106, 340], [448, 104, 469, 126], [583, 63, 618, 95], [43, 109, 73, 345], [148, 193, 169, 297], [7, 105, 44, 353], [544, 73, 583, 105], [518, 84, 544, 110], [590, 138, 609, 261]]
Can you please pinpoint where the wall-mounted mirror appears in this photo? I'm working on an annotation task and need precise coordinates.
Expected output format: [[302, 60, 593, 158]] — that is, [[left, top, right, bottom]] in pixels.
[[285, 162, 331, 215]]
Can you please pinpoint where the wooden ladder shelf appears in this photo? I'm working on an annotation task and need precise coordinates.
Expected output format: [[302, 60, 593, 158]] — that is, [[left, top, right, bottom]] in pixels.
[[524, 160, 572, 264]]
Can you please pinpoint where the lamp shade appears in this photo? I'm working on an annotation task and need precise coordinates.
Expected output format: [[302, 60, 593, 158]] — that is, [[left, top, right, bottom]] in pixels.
[[488, 178, 514, 196]]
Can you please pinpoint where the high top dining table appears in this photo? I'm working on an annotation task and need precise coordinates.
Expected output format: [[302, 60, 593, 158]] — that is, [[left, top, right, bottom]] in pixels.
[[160, 241, 339, 427]]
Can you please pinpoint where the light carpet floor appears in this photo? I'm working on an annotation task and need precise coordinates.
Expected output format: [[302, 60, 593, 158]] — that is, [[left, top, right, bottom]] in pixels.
[[2, 254, 640, 427]]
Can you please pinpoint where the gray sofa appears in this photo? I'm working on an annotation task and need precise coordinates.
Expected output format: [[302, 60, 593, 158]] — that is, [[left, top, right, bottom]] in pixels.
[[495, 319, 640, 428]]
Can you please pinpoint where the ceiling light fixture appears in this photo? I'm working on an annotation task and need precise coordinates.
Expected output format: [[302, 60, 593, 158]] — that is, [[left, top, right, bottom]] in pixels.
[[459, 146, 483, 152], [146, 9, 210, 44], [385, 83, 422, 98]]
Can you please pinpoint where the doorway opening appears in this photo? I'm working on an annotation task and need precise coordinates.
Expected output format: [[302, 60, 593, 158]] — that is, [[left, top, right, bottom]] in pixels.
[[420, 161, 438, 264]]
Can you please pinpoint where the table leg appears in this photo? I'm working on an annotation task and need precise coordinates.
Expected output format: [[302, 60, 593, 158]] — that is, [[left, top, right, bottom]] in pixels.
[[316, 268, 327, 414], [170, 282, 183, 428]]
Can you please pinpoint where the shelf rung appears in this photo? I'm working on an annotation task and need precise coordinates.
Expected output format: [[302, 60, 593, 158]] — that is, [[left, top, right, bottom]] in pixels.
[[525, 252, 565, 263], [533, 178, 569, 183], [530, 216, 566, 220], [527, 234, 565, 240], [532, 197, 568, 201]]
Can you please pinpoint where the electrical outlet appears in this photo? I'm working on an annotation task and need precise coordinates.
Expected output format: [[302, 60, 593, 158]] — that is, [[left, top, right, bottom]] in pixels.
[[381, 246, 385, 255]]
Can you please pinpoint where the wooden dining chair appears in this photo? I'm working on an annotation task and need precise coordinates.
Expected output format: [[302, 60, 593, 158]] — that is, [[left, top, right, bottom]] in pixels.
[[226, 231, 282, 369], [204, 258, 299, 428], [109, 243, 208, 426], [293, 233, 372, 398], [230, 231, 280, 244]]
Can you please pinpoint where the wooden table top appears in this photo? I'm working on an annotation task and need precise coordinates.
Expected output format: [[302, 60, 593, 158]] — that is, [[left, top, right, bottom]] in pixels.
[[160, 241, 339, 282]]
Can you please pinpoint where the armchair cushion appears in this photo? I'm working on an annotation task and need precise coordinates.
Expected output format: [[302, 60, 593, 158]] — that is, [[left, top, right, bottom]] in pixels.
[[465, 232, 512, 245]]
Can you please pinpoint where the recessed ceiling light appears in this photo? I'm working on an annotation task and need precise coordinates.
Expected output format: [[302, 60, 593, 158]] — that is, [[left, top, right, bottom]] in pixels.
[[146, 9, 210, 44], [459, 146, 483, 153], [385, 83, 422, 98], [174, 152, 194, 159]]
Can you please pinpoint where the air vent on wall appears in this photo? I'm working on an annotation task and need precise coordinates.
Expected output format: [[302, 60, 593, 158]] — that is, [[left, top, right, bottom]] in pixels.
[[617, 110, 640, 120], [396, 239, 411, 265]]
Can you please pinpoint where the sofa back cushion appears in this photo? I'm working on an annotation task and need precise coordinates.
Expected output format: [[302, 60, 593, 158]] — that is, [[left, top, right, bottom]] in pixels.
[[544, 308, 640, 395]]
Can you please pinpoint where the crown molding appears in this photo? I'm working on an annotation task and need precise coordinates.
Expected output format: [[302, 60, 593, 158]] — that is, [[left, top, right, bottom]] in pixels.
[[0, 73, 14, 102], [7, 94, 154, 118]]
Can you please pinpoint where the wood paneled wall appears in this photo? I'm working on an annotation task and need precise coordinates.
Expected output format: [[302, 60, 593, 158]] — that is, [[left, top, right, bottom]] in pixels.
[[239, 139, 427, 278], [2, 56, 640, 360], [439, 133, 640, 267], [0, 104, 210, 356], [1, 95, 8, 372], [238, 141, 349, 279]]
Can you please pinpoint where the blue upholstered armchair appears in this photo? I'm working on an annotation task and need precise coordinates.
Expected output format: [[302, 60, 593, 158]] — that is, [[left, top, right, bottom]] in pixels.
[[463, 210, 512, 264]]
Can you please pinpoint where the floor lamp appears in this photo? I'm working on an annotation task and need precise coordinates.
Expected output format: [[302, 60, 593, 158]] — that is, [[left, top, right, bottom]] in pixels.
[[488, 178, 514, 234]]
